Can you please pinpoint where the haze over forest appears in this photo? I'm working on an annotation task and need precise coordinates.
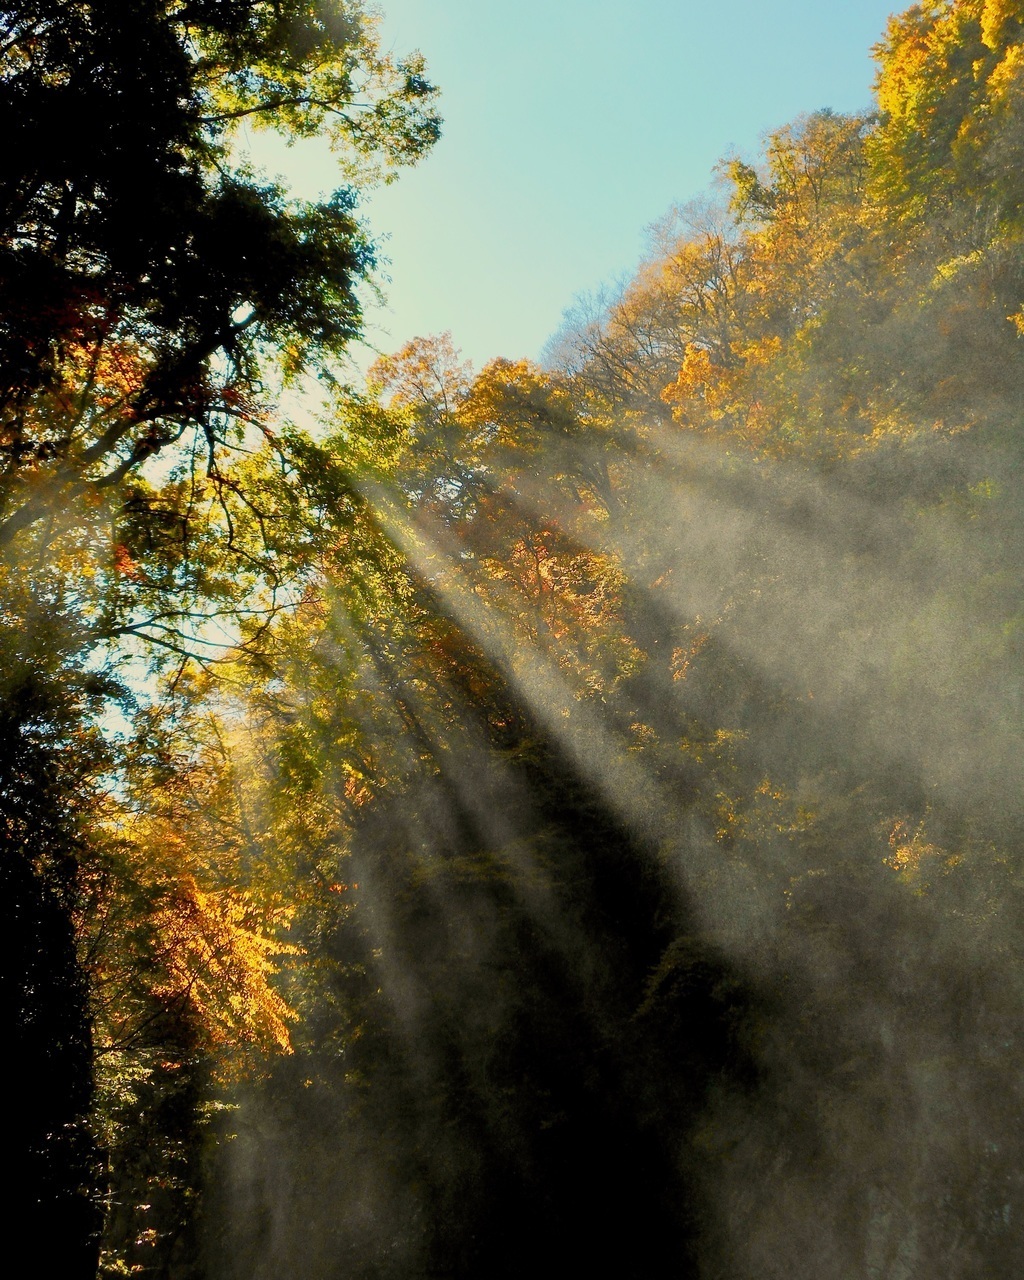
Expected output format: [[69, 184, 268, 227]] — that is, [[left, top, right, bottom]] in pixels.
[[3, 2, 1024, 1278]]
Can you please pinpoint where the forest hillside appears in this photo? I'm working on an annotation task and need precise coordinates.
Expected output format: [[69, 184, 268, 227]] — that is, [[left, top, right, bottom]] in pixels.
[[2, 2, 1023, 1277]]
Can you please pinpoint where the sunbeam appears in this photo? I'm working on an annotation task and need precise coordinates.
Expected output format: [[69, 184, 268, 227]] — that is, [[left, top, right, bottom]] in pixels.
[[5, 3, 1024, 1277]]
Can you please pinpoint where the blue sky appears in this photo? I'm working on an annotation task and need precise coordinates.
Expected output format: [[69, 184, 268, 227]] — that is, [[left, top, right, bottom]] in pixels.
[[250, 0, 899, 370]]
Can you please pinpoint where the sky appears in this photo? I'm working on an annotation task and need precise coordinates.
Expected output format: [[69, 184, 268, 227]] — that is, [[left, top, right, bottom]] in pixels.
[[247, 0, 900, 371]]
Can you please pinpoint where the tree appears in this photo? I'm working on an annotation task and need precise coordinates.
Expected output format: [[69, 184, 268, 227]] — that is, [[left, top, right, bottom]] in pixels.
[[1, 599, 114, 1275], [0, 0, 439, 552], [0, 3, 439, 1272], [870, 0, 1024, 229]]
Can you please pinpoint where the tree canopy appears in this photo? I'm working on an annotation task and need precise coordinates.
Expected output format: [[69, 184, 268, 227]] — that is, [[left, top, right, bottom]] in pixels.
[[0, 0, 438, 547], [0, 2, 440, 1272]]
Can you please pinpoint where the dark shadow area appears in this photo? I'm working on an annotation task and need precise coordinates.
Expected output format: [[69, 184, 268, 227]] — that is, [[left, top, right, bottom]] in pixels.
[[203, 661, 763, 1280]]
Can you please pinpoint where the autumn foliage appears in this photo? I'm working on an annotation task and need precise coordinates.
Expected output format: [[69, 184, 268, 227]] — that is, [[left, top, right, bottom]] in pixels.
[[3, 1, 1024, 1277]]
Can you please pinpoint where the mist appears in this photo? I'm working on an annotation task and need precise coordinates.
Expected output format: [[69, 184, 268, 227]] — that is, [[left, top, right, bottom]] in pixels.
[[202, 84, 1024, 1271], [3, 2, 1023, 1277]]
